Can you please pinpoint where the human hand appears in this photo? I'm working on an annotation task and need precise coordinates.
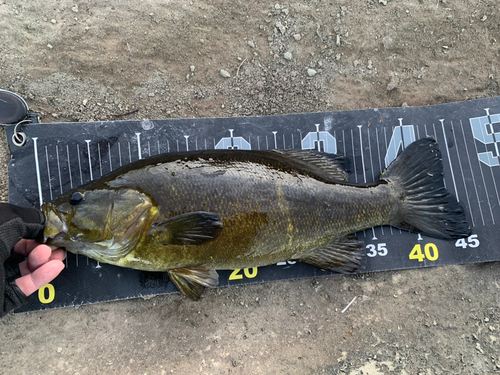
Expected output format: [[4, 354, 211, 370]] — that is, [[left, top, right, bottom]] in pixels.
[[14, 239, 65, 297], [0, 203, 65, 317]]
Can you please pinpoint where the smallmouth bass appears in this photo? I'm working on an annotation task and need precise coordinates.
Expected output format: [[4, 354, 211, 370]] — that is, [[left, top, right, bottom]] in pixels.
[[43, 137, 471, 299]]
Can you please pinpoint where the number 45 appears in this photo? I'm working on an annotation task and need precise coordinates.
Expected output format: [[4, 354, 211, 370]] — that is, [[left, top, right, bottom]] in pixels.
[[455, 234, 480, 248]]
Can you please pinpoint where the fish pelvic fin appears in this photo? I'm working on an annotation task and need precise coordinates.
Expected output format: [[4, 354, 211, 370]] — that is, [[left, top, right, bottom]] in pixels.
[[383, 137, 471, 240], [168, 265, 219, 300], [271, 149, 351, 182], [301, 235, 364, 273], [148, 212, 223, 245]]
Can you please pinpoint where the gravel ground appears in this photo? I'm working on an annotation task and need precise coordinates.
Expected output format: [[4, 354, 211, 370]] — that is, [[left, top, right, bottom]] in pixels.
[[1, 1, 499, 374]]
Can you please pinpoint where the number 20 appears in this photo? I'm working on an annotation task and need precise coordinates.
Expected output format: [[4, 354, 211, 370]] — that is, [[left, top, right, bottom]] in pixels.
[[229, 268, 258, 280]]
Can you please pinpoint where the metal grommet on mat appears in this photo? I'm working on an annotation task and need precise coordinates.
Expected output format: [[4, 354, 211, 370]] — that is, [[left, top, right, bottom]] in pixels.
[[12, 119, 30, 147]]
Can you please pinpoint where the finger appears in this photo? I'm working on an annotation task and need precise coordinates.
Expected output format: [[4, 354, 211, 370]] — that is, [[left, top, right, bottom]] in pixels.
[[18, 247, 67, 276], [13, 239, 40, 257], [15, 260, 65, 297], [50, 248, 66, 262]]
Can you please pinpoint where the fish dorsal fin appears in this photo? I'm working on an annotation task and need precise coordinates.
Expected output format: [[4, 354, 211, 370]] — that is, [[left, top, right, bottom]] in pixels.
[[147, 212, 223, 245], [300, 235, 363, 273], [168, 265, 219, 300], [271, 150, 350, 182]]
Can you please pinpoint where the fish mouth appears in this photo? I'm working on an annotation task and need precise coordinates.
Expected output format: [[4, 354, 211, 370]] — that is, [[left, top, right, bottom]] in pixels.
[[42, 203, 68, 243]]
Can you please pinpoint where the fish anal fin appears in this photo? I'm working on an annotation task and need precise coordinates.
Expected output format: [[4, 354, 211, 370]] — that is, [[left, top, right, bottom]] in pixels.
[[272, 149, 351, 182], [301, 235, 363, 273], [168, 265, 219, 300], [148, 212, 223, 245]]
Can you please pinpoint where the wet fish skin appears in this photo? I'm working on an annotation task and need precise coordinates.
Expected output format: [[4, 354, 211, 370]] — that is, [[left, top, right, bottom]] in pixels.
[[43, 137, 471, 299]]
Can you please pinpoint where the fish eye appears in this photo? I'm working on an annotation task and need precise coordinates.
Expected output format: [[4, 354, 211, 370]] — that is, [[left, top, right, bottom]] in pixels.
[[70, 192, 85, 205]]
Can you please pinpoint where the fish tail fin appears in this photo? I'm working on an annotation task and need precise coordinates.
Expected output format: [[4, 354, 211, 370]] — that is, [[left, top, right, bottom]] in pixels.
[[382, 137, 471, 240]]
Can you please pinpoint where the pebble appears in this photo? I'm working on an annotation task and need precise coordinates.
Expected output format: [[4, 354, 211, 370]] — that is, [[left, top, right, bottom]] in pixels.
[[293, 34, 301, 41], [387, 75, 398, 91], [220, 70, 231, 78], [71, 5, 78, 13], [190, 65, 195, 73], [379, 0, 388, 5], [50, 19, 56, 24], [82, 99, 88, 106], [47, 44, 53, 49], [382, 36, 393, 49], [247, 41, 255, 48], [276, 21, 286, 34], [57, 347, 62, 354], [284, 52, 292, 60], [307, 69, 317, 77]]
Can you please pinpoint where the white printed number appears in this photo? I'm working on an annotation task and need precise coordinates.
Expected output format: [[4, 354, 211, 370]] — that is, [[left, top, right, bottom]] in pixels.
[[366, 243, 388, 257], [455, 234, 480, 249]]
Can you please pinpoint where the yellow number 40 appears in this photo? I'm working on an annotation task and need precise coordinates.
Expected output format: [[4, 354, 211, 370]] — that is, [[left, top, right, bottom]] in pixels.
[[409, 243, 439, 262]]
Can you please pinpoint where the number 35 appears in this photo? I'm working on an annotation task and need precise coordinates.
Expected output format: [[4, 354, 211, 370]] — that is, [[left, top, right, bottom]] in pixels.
[[366, 243, 388, 257]]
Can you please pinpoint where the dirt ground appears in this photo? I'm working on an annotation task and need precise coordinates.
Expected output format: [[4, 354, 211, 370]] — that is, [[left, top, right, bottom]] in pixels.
[[1, 0, 499, 374]]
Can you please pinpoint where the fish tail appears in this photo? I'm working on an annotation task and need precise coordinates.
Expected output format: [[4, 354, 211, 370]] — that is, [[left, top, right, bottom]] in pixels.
[[382, 137, 471, 240]]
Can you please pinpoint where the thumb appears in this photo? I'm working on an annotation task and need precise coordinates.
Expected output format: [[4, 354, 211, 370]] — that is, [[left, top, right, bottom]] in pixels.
[[0, 204, 45, 256]]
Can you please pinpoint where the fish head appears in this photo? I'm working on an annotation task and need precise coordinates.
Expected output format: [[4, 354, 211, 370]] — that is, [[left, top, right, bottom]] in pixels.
[[42, 188, 157, 262]]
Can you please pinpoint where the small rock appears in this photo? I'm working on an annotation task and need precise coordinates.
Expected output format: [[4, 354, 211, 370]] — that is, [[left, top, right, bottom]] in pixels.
[[148, 93, 155, 97], [276, 21, 286, 34], [47, 44, 53, 49], [274, 3, 280, 9], [82, 99, 88, 106], [379, 0, 388, 5], [220, 70, 231, 78], [307, 69, 317, 77], [247, 41, 255, 48], [50, 19, 56, 24], [57, 347, 62, 354], [190, 65, 195, 73], [401, 102, 409, 107], [481, 15, 487, 22], [284, 52, 292, 60], [476, 343, 484, 354], [382, 37, 393, 49], [387, 75, 398, 91], [293, 33, 301, 41], [71, 5, 78, 13]]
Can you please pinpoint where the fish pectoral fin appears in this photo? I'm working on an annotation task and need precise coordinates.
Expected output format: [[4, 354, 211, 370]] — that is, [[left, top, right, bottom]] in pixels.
[[149, 212, 223, 245], [301, 236, 363, 273], [168, 265, 219, 300]]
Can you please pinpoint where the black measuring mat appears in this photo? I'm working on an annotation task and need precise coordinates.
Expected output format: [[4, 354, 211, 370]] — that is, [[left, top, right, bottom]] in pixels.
[[4, 96, 500, 312]]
